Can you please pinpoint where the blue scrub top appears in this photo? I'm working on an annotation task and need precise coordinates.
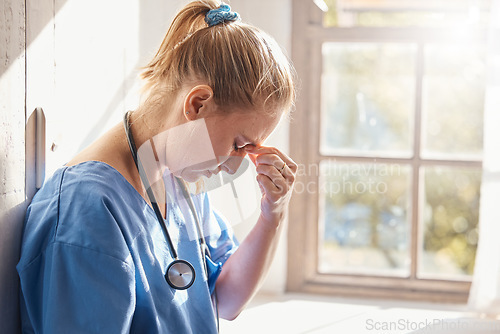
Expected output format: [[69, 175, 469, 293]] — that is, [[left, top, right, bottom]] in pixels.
[[17, 161, 238, 333]]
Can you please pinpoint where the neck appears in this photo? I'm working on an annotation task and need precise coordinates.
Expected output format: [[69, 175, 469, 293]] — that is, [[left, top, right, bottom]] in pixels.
[[129, 92, 183, 150], [124, 94, 185, 199]]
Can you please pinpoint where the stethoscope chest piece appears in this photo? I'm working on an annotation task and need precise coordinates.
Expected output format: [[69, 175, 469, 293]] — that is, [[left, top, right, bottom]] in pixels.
[[166, 259, 196, 290]]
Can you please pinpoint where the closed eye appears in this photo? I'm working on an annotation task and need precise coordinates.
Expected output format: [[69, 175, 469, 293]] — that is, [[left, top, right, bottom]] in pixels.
[[233, 142, 246, 152]]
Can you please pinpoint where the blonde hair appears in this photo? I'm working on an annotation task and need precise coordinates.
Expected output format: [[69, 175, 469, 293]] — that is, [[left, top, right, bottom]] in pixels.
[[141, 0, 295, 113]]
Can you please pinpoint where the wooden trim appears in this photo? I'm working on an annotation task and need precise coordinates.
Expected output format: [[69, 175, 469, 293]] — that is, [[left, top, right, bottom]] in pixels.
[[293, 267, 472, 303], [316, 155, 483, 167], [336, 0, 491, 13], [311, 273, 471, 291], [305, 26, 487, 44], [410, 42, 424, 280], [292, 280, 470, 303], [287, 0, 313, 292]]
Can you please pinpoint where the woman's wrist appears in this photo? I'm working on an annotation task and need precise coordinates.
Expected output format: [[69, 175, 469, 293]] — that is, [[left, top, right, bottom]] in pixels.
[[258, 209, 286, 232]]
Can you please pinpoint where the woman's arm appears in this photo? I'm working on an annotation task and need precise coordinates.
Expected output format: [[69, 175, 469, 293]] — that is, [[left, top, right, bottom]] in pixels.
[[214, 145, 297, 320]]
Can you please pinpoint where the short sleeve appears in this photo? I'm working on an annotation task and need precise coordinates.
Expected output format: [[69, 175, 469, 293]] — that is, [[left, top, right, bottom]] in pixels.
[[201, 194, 239, 266], [18, 242, 136, 334]]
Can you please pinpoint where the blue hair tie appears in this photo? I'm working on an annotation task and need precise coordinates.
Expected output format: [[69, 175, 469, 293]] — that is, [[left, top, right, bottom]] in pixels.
[[205, 4, 240, 27]]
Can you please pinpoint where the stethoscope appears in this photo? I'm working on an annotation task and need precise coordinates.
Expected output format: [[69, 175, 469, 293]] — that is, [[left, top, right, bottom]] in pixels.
[[123, 111, 212, 290]]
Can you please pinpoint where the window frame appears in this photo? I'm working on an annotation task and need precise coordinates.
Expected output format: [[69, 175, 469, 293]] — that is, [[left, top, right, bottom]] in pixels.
[[287, 0, 484, 302]]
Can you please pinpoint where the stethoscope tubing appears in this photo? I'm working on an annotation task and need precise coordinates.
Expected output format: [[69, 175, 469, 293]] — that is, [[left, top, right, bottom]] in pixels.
[[123, 112, 179, 260], [124, 111, 219, 331]]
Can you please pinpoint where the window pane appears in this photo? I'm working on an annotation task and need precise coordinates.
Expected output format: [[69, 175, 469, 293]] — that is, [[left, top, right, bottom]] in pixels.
[[419, 166, 481, 279], [321, 43, 416, 157], [321, 0, 492, 28], [319, 162, 411, 276], [422, 44, 485, 160]]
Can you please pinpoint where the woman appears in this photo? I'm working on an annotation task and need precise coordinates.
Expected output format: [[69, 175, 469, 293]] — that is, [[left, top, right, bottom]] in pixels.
[[17, 1, 296, 333]]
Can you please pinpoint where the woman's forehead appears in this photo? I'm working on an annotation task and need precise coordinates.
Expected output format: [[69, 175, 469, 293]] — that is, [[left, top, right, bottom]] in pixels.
[[235, 110, 282, 144]]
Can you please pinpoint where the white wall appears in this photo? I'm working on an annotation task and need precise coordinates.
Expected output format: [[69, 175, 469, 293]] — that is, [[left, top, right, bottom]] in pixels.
[[43, 0, 142, 176], [0, 1, 26, 333]]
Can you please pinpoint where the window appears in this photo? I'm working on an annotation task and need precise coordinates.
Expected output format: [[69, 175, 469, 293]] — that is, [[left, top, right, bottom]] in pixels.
[[288, 0, 490, 301]]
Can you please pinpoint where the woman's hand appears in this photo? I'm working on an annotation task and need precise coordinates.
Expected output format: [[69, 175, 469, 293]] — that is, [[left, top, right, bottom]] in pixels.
[[245, 145, 297, 228]]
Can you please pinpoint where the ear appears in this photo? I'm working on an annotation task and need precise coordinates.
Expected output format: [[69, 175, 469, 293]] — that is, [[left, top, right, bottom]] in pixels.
[[183, 85, 214, 121]]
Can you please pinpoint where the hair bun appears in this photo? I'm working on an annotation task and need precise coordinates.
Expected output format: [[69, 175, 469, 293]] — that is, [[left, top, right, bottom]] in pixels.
[[205, 4, 240, 27]]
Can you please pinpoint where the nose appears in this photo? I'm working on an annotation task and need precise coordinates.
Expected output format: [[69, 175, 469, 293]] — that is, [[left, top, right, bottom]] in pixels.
[[221, 152, 246, 174]]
